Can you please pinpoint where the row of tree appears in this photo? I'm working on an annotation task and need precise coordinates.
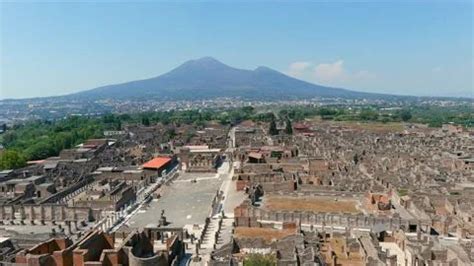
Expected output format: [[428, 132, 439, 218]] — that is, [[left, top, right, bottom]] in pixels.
[[0, 116, 104, 169]]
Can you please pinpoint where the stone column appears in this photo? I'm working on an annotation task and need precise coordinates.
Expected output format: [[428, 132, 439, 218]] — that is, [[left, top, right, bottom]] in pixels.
[[60, 206, 65, 221], [50, 207, 56, 223], [19, 206, 26, 220], [40, 206, 45, 222], [66, 221, 72, 235], [0, 206, 5, 220], [29, 206, 35, 222]]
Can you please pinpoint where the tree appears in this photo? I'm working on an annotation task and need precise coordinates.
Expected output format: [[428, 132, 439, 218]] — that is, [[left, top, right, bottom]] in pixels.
[[24, 141, 57, 160], [0, 150, 27, 170], [141, 116, 150, 126], [244, 253, 277, 266], [399, 109, 412, 122], [166, 127, 177, 139], [242, 106, 254, 115], [285, 118, 293, 135], [318, 107, 337, 116], [268, 119, 278, 135], [253, 112, 275, 123], [359, 109, 379, 121], [115, 119, 122, 130]]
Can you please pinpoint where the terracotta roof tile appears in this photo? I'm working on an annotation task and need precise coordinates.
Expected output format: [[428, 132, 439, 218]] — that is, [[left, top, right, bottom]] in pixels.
[[142, 157, 171, 170]]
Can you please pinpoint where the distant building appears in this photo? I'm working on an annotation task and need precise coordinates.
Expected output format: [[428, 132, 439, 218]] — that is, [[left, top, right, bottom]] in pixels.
[[103, 130, 126, 137], [178, 145, 223, 172], [142, 156, 176, 176]]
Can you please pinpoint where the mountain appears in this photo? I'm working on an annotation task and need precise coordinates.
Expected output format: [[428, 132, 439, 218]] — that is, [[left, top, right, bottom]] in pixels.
[[72, 57, 387, 100]]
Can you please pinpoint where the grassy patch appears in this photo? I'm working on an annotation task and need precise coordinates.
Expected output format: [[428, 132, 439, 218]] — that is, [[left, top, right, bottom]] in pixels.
[[264, 196, 360, 214], [397, 189, 408, 197]]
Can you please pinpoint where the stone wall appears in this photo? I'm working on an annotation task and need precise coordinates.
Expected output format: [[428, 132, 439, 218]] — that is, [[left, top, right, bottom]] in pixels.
[[40, 176, 94, 204], [0, 204, 95, 223], [15, 238, 74, 266], [73, 230, 114, 265], [127, 251, 166, 266], [234, 204, 414, 232]]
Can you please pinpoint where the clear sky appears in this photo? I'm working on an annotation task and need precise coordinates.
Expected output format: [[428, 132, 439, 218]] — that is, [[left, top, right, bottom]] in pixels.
[[1, 1, 472, 99]]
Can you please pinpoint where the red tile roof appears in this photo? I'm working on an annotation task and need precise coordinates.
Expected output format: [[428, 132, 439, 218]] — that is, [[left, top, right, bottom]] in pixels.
[[142, 157, 171, 170]]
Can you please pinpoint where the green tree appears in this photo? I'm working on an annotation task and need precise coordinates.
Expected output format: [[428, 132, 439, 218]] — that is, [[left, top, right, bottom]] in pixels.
[[141, 116, 150, 126], [244, 253, 277, 266], [399, 109, 412, 122], [0, 150, 27, 170], [381, 117, 390, 124], [166, 127, 177, 139], [269, 119, 278, 135], [252, 112, 275, 122], [318, 107, 337, 116], [115, 119, 122, 130], [24, 141, 57, 160], [285, 118, 293, 135], [242, 106, 254, 115], [359, 109, 379, 121]]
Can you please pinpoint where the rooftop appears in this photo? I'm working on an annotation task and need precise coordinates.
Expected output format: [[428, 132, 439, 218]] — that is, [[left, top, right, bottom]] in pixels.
[[142, 157, 172, 170]]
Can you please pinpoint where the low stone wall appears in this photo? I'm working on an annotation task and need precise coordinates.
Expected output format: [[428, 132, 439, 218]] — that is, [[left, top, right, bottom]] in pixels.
[[260, 181, 295, 193]]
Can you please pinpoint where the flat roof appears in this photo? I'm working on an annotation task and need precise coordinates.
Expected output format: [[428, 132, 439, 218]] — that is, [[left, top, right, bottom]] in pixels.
[[190, 148, 221, 153], [142, 157, 172, 170], [96, 167, 116, 172], [25, 175, 43, 181], [123, 170, 143, 174], [74, 158, 90, 163], [248, 152, 263, 159], [38, 182, 54, 187], [0, 170, 13, 174], [185, 145, 210, 150], [5, 179, 25, 185]]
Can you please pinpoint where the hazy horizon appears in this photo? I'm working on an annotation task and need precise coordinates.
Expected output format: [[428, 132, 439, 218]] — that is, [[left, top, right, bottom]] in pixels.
[[1, 1, 473, 99]]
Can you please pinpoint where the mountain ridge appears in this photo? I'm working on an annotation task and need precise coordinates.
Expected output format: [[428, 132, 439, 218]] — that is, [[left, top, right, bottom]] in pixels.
[[69, 57, 389, 100]]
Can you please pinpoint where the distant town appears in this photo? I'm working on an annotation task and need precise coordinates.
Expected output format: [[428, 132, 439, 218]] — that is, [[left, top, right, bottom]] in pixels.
[[1, 95, 472, 122]]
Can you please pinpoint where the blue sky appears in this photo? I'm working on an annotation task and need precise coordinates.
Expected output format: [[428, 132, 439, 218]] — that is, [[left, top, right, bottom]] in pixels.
[[1, 1, 472, 99]]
